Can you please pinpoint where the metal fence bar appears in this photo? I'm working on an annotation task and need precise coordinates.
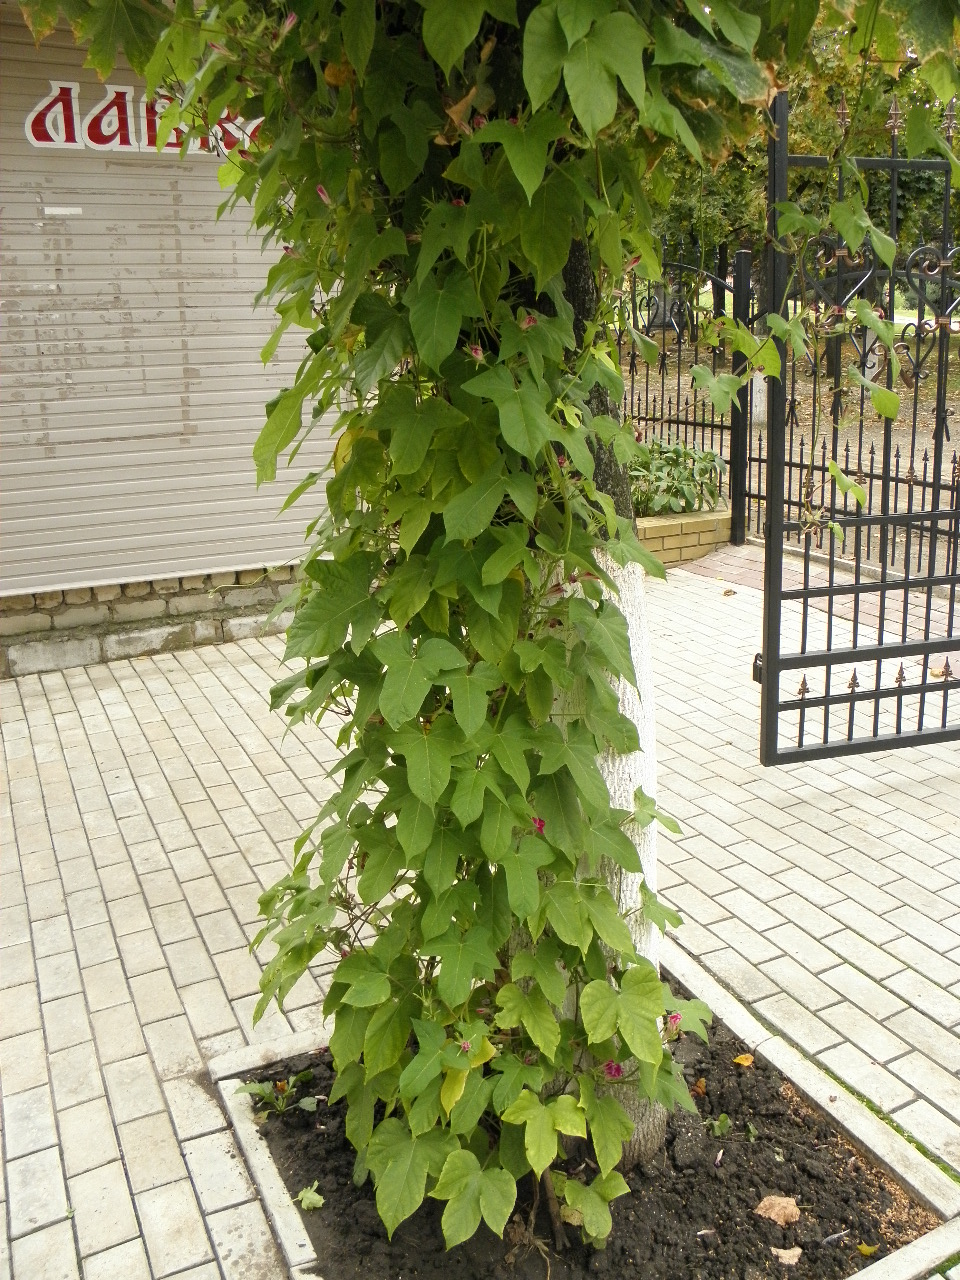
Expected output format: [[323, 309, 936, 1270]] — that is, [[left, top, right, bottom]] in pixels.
[[730, 249, 751, 544], [759, 89, 790, 767]]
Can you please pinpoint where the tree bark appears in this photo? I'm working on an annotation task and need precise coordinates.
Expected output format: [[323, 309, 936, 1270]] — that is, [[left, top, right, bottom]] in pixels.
[[562, 241, 667, 1168]]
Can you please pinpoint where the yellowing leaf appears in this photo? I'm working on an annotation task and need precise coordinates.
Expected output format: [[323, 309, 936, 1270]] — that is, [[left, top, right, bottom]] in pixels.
[[771, 1246, 802, 1265], [324, 61, 354, 86], [468, 1036, 497, 1067], [858, 1243, 880, 1257], [440, 1069, 467, 1116], [755, 1195, 800, 1227], [733, 1053, 754, 1067]]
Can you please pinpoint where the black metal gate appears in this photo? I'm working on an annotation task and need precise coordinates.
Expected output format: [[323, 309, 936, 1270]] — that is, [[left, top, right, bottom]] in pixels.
[[759, 90, 960, 763]]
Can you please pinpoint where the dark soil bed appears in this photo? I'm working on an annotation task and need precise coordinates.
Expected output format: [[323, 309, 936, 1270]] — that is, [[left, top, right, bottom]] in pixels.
[[241, 977, 939, 1279]]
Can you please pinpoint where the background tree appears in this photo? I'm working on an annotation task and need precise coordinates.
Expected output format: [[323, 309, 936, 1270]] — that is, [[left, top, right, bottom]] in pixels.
[[19, 0, 959, 1252]]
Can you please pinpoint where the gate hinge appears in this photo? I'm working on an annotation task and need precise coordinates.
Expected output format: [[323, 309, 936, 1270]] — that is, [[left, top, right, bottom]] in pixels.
[[753, 652, 763, 684]]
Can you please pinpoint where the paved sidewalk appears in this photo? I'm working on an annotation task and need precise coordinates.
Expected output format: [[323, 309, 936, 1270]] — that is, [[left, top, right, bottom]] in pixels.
[[1, 542, 958, 1279], [651, 544, 960, 1174]]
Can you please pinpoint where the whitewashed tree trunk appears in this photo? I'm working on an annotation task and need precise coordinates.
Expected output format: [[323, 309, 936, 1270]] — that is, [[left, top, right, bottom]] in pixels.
[[592, 548, 667, 1168]]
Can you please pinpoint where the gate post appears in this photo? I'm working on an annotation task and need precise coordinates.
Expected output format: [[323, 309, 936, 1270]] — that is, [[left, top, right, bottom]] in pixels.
[[729, 248, 751, 545], [759, 90, 789, 765]]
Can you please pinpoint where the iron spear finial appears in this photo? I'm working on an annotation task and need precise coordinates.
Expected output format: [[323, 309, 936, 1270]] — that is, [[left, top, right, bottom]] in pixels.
[[944, 99, 957, 147]]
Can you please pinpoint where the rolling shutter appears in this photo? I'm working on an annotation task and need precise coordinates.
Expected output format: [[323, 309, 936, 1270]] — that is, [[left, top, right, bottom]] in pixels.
[[0, 12, 331, 594]]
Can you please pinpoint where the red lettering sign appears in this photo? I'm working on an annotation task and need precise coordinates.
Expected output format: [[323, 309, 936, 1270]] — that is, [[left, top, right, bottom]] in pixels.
[[141, 95, 187, 151], [82, 86, 137, 150], [25, 82, 82, 149], [24, 83, 260, 155]]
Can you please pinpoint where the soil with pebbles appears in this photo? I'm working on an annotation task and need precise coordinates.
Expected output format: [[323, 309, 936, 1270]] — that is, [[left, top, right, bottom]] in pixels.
[[244, 979, 938, 1280]]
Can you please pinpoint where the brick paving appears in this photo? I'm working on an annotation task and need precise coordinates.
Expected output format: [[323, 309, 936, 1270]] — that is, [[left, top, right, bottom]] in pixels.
[[0, 541, 958, 1278], [651, 544, 960, 1178]]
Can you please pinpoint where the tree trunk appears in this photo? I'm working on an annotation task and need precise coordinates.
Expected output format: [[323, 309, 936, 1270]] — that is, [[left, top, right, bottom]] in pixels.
[[562, 242, 667, 1169]]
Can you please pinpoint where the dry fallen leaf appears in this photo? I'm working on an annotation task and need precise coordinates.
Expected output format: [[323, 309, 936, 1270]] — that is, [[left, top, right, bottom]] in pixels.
[[723, 588, 737, 596], [858, 1243, 880, 1257], [733, 1053, 754, 1067], [691, 1077, 707, 1097], [755, 1196, 801, 1227], [771, 1246, 802, 1266]]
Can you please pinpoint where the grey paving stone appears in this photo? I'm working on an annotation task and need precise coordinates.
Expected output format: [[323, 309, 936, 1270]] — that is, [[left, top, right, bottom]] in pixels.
[[207, 1200, 286, 1280], [136, 1179, 213, 1278], [143, 1015, 204, 1080], [713, 887, 787, 934], [7, 1147, 69, 1240], [3, 1085, 57, 1160], [91, 1003, 147, 1064], [36, 952, 82, 1003], [49, 1041, 103, 1110], [890, 1099, 960, 1169], [73, 924, 119, 970], [0, 942, 35, 988], [182, 1131, 256, 1214], [212, 948, 264, 1002], [753, 992, 843, 1055], [162, 1077, 228, 1142], [822, 928, 906, 981], [178, 973, 241, 1039], [885, 906, 960, 954], [58, 1097, 120, 1178], [0, 982, 41, 1040], [196, 909, 248, 954], [42, 994, 92, 1053], [116, 930, 166, 979], [825, 897, 904, 944], [117, 1112, 187, 1193], [10, 1220, 80, 1280], [80, 1238, 151, 1280], [721, 860, 791, 904], [886, 1009, 960, 1073], [103, 1055, 165, 1124], [765, 923, 839, 974], [817, 1042, 915, 1114], [820, 963, 907, 1021], [888, 1051, 960, 1123], [759, 956, 840, 1012], [699, 947, 779, 1002], [68, 1161, 140, 1259], [129, 970, 183, 1024], [884, 968, 960, 1029]]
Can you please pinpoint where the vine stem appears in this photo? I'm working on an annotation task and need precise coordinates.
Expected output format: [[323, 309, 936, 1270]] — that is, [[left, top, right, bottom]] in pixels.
[[541, 1170, 569, 1251]]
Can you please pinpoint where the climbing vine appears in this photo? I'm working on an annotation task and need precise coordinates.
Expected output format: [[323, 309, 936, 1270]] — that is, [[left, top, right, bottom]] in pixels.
[[21, 0, 959, 1249]]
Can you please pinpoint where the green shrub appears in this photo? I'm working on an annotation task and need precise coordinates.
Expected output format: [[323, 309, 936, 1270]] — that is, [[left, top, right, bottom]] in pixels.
[[630, 439, 726, 517]]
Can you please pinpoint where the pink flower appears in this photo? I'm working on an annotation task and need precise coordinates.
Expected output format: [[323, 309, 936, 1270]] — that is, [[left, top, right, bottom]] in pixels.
[[451, 198, 466, 207], [625, 255, 642, 270], [520, 315, 538, 330], [557, 454, 567, 467], [532, 817, 545, 834], [508, 116, 519, 125], [316, 184, 331, 205], [280, 12, 298, 34], [472, 114, 487, 129], [460, 1040, 472, 1054], [466, 344, 484, 362], [667, 1012, 683, 1033], [603, 1061, 624, 1080]]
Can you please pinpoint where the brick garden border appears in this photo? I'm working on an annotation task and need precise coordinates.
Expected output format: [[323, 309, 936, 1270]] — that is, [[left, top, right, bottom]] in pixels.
[[637, 510, 731, 568], [0, 568, 295, 678]]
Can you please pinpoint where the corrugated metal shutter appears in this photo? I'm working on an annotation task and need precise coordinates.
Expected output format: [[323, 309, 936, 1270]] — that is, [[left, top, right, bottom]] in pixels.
[[0, 12, 331, 594]]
